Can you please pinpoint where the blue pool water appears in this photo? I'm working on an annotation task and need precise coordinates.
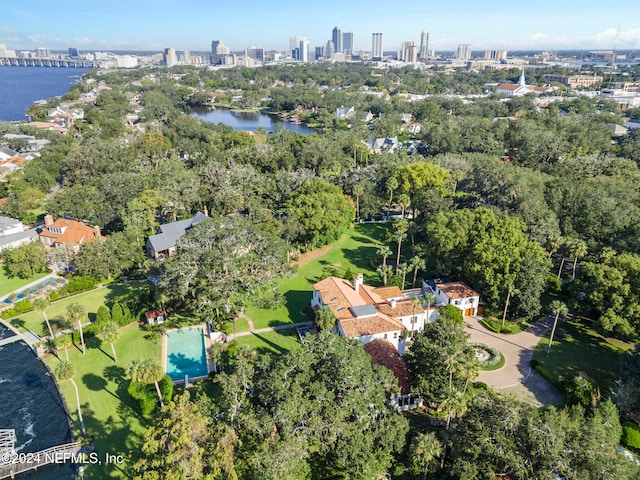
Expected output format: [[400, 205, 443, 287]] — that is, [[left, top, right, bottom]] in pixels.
[[165, 327, 209, 381]]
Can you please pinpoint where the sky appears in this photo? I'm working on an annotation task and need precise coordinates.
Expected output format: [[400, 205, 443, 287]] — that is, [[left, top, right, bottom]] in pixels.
[[1, 0, 640, 54]]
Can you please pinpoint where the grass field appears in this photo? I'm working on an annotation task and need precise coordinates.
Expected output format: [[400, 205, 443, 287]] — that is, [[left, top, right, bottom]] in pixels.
[[532, 318, 634, 390], [245, 223, 390, 330], [0, 267, 49, 297], [9, 281, 148, 335], [46, 326, 161, 479], [235, 329, 301, 355]]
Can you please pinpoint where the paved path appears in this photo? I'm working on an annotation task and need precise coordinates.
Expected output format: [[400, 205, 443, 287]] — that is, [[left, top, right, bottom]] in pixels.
[[228, 313, 313, 340], [463, 315, 553, 389]]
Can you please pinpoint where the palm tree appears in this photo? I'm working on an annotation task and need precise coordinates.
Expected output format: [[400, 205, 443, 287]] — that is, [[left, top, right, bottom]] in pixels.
[[376, 264, 393, 286], [409, 295, 423, 338], [398, 262, 410, 290], [440, 387, 466, 430], [397, 193, 411, 218], [126, 358, 165, 408], [55, 361, 86, 436], [410, 256, 425, 288], [392, 218, 409, 275], [376, 245, 392, 269], [547, 300, 569, 355], [34, 298, 57, 357], [568, 238, 588, 280], [353, 183, 364, 222], [410, 432, 443, 480], [461, 350, 479, 395], [386, 176, 398, 208], [424, 292, 436, 324], [98, 321, 121, 363], [66, 303, 87, 355], [546, 234, 563, 259], [210, 342, 229, 374]]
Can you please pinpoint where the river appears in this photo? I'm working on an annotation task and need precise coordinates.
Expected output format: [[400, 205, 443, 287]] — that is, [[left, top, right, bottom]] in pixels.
[[0, 325, 74, 479], [193, 108, 316, 134], [0, 66, 88, 122]]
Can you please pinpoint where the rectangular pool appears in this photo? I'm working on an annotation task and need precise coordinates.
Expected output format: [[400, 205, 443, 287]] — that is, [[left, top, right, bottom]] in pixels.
[[165, 327, 209, 382]]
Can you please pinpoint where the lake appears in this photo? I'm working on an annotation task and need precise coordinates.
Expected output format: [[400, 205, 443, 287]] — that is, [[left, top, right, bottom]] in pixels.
[[193, 108, 316, 135]]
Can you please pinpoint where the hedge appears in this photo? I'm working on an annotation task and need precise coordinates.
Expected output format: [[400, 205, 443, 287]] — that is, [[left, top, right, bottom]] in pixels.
[[622, 422, 640, 450]]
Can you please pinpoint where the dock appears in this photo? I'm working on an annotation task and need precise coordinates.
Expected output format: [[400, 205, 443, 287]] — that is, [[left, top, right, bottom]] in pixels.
[[0, 442, 82, 479]]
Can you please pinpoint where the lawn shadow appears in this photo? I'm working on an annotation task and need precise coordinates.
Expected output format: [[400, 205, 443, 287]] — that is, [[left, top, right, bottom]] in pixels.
[[251, 332, 289, 355], [283, 290, 312, 323], [82, 372, 119, 400]]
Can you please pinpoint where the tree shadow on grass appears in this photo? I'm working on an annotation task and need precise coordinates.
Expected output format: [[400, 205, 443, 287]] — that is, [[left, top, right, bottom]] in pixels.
[[251, 332, 289, 355], [9, 317, 25, 330], [82, 372, 119, 400]]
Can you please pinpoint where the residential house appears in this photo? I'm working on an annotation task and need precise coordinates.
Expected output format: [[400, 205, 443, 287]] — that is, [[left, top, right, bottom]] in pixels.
[[0, 216, 38, 252], [39, 214, 104, 249], [311, 274, 437, 353], [146, 211, 209, 259], [0, 146, 18, 161], [368, 136, 399, 154], [423, 279, 480, 317], [335, 105, 355, 119], [0, 156, 26, 180]]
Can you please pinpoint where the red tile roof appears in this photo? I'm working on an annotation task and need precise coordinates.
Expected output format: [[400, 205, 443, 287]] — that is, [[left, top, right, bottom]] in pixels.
[[39, 218, 103, 246], [363, 340, 410, 394], [436, 281, 479, 299]]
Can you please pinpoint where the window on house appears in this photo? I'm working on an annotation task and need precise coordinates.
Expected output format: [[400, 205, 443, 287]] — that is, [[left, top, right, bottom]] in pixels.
[[394, 332, 398, 338], [384, 334, 388, 339]]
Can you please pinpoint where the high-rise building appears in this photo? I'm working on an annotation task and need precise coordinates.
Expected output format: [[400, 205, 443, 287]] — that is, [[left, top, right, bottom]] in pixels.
[[419, 31, 429, 60], [299, 38, 309, 62], [332, 27, 342, 55], [68, 47, 79, 58], [343, 31, 354, 55], [456, 44, 472, 61], [371, 33, 383, 61], [484, 50, 507, 61], [246, 46, 264, 61], [325, 40, 334, 58], [399, 41, 417, 63], [164, 48, 177, 66], [290, 36, 305, 54], [36, 48, 49, 58], [211, 40, 230, 56]]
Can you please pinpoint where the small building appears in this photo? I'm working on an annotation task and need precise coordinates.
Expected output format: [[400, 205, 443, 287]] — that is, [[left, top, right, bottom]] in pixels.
[[0, 216, 38, 252], [496, 68, 552, 97], [335, 105, 355, 119], [39, 215, 104, 248], [144, 309, 166, 325], [423, 279, 480, 317]]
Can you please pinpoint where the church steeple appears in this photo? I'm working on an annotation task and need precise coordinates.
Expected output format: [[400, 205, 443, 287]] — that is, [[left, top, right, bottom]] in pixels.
[[518, 67, 526, 86]]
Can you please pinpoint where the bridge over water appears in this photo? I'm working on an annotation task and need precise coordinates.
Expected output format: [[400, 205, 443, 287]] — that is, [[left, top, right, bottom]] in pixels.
[[0, 58, 101, 68]]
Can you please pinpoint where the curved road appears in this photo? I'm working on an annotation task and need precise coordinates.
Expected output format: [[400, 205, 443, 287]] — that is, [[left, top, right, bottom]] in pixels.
[[464, 315, 553, 388]]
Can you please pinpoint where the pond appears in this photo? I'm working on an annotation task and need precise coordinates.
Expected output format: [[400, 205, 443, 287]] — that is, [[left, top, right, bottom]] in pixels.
[[193, 108, 316, 135]]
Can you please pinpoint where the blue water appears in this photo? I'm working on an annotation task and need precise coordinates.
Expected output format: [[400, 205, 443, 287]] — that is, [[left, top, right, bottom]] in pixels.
[[166, 327, 209, 381], [0, 331, 74, 479], [0, 66, 88, 121], [194, 108, 316, 135]]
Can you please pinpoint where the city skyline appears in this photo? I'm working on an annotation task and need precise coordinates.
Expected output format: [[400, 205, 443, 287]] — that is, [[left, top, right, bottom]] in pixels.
[[1, 0, 640, 53]]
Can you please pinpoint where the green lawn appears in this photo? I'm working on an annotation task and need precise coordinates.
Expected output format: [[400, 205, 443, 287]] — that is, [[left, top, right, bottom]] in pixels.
[[9, 281, 148, 335], [46, 326, 161, 479], [532, 318, 634, 390], [235, 329, 301, 355], [245, 223, 390, 330], [0, 266, 49, 297]]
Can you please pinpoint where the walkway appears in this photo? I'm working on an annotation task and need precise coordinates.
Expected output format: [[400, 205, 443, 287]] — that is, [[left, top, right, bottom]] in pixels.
[[0, 442, 81, 479], [463, 315, 553, 389]]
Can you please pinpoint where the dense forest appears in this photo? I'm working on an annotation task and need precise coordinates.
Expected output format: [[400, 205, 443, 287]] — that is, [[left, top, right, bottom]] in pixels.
[[2, 61, 640, 478]]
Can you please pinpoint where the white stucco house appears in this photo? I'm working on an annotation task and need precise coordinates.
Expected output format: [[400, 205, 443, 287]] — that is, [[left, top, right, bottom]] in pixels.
[[422, 279, 481, 317], [312, 274, 438, 353]]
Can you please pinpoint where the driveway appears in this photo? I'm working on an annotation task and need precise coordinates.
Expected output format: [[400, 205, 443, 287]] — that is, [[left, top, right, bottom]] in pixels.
[[463, 315, 553, 388]]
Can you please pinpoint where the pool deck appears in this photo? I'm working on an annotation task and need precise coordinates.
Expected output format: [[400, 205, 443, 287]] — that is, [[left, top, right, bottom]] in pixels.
[[162, 324, 213, 384]]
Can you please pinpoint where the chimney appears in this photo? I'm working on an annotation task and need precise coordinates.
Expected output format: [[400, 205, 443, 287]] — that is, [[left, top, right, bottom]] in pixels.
[[203, 205, 209, 217], [44, 214, 53, 226], [354, 273, 364, 293], [390, 298, 397, 308], [94, 225, 101, 239]]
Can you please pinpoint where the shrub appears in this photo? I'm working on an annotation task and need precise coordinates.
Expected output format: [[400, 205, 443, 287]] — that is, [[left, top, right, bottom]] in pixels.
[[1, 309, 19, 319], [49, 291, 59, 301], [546, 274, 563, 294], [159, 375, 174, 403], [128, 381, 158, 416], [622, 422, 640, 450], [14, 300, 33, 313], [66, 275, 99, 294], [565, 372, 599, 407]]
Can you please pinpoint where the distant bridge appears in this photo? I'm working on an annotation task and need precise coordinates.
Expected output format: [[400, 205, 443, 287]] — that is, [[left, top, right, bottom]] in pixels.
[[0, 442, 82, 479], [0, 57, 101, 68]]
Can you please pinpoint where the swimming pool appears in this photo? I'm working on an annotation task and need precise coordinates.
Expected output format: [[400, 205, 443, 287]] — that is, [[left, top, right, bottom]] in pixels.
[[165, 327, 209, 382]]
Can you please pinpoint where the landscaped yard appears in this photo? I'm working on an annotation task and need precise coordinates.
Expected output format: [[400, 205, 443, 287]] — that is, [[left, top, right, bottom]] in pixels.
[[0, 266, 49, 297], [45, 326, 161, 479], [235, 329, 301, 355], [8, 281, 149, 336], [532, 318, 634, 390], [244, 223, 390, 330]]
